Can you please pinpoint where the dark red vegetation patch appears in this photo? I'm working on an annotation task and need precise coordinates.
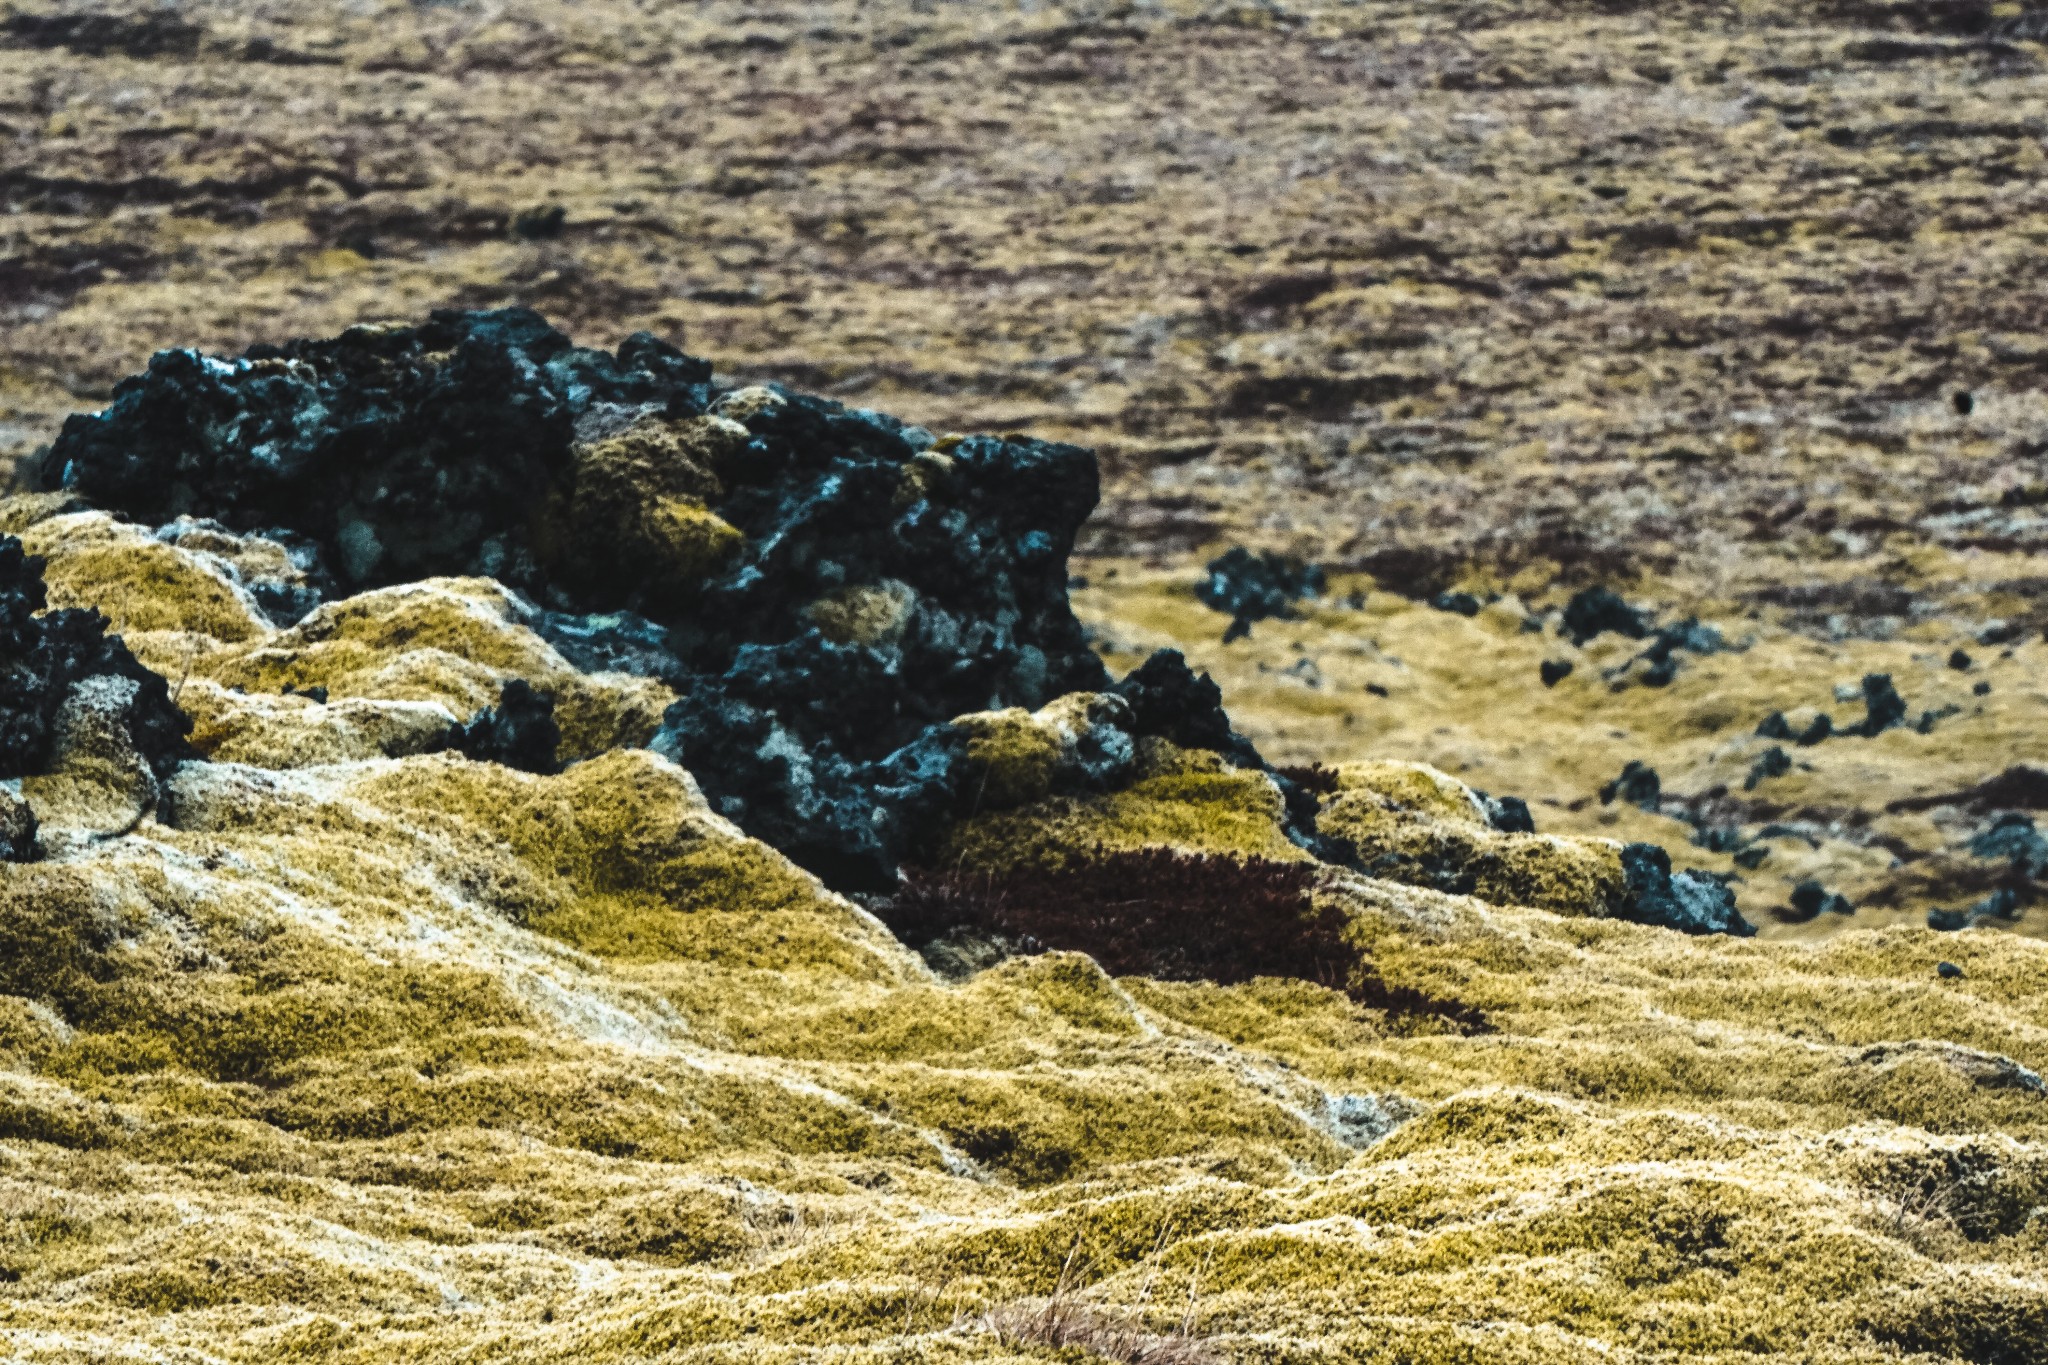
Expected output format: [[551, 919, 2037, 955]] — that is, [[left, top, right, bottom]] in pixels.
[[876, 849, 1487, 1033]]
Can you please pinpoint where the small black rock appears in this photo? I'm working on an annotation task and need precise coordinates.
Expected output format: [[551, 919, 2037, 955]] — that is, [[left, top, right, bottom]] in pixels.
[[1432, 591, 1481, 617], [1784, 879, 1853, 922], [1937, 961, 1964, 979], [1953, 390, 1974, 416], [1852, 673, 1907, 737], [1978, 620, 2020, 646], [0, 534, 192, 785], [1561, 586, 1651, 646], [1481, 793, 1535, 834], [1540, 659, 1574, 687], [434, 679, 561, 774], [1599, 760, 1662, 811], [1975, 680, 1993, 696], [1744, 745, 1791, 791], [1617, 843, 1753, 936], [1949, 649, 1973, 671]]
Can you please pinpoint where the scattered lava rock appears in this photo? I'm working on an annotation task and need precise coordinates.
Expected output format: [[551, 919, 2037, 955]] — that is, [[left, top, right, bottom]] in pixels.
[[1969, 812, 2048, 878], [1745, 745, 1792, 790], [0, 534, 192, 791], [1950, 648, 1974, 671], [1938, 960, 1965, 979], [1929, 887, 2028, 932], [1758, 710, 1834, 746], [430, 679, 561, 774], [1562, 586, 1651, 645], [1479, 792, 1536, 834], [1600, 760, 1662, 811], [1627, 618, 1725, 688], [1850, 673, 1908, 737], [1780, 879, 1855, 923], [1196, 546, 1325, 640], [1540, 659, 1574, 687], [1618, 844, 1754, 936], [1432, 591, 1481, 617]]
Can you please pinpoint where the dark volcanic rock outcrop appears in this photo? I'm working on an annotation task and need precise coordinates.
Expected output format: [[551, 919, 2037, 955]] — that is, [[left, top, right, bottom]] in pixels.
[[41, 308, 713, 594], [37, 309, 1128, 887]]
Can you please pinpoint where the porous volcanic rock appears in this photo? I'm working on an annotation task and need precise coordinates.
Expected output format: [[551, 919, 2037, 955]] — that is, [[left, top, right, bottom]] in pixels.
[[40, 308, 714, 594]]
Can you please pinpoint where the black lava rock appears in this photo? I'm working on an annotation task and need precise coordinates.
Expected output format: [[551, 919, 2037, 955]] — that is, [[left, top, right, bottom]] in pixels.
[[42, 308, 715, 595], [1617, 843, 1754, 936], [1851, 673, 1907, 737], [1744, 745, 1792, 791], [654, 644, 1317, 892], [1197, 547, 1325, 639], [0, 535, 192, 785], [533, 609, 686, 678], [1783, 880, 1853, 923], [1432, 591, 1481, 617], [1929, 886, 2027, 932], [1626, 618, 1723, 688], [1561, 586, 1650, 646], [433, 679, 561, 774], [1950, 649, 1974, 671], [1978, 620, 2020, 646], [49, 309, 1115, 891], [1970, 812, 2048, 878], [1540, 659, 1574, 687], [1599, 760, 1662, 811], [1937, 960, 1965, 979], [1757, 710, 1833, 746], [1480, 793, 1535, 834], [1976, 680, 1993, 696]]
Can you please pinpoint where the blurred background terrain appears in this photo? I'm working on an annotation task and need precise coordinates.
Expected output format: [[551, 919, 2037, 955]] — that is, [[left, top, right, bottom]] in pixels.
[[7, 0, 2048, 933]]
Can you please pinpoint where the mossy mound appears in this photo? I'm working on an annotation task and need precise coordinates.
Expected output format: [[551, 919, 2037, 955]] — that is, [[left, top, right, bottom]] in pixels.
[[941, 737, 1310, 874], [1319, 759, 1631, 917]]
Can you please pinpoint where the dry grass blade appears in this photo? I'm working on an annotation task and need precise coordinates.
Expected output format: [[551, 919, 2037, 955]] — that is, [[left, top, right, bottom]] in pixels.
[[983, 1298, 1223, 1365], [980, 1239, 1222, 1364]]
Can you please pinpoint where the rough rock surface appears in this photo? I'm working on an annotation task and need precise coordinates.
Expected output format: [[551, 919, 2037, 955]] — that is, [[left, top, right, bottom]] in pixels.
[[40, 308, 713, 594], [1196, 546, 1325, 638]]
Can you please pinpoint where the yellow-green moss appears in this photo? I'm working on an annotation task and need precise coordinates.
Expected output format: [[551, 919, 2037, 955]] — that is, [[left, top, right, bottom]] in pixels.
[[23, 513, 269, 643], [804, 579, 917, 647], [940, 737, 1310, 873], [948, 691, 1125, 809], [1319, 760, 1628, 917], [543, 412, 749, 596]]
